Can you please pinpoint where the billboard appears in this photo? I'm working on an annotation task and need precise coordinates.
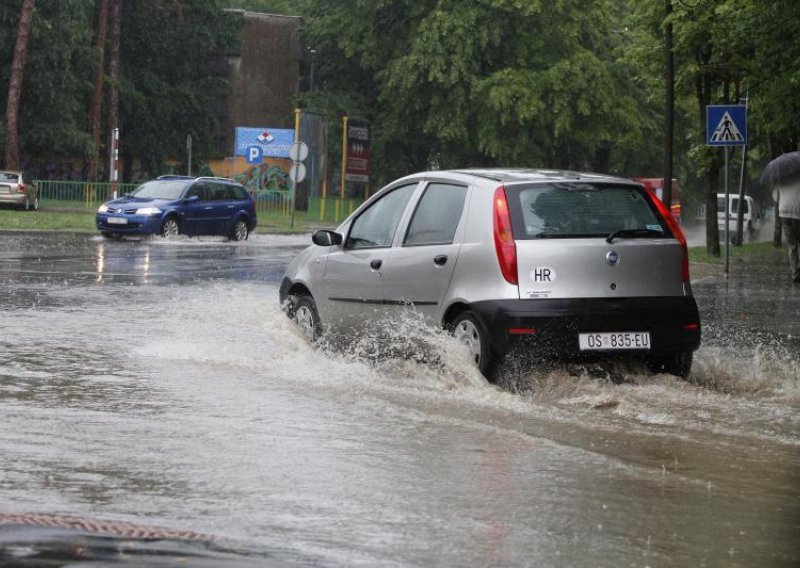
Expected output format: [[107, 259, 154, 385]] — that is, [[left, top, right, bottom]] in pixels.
[[234, 127, 295, 159], [345, 120, 370, 183]]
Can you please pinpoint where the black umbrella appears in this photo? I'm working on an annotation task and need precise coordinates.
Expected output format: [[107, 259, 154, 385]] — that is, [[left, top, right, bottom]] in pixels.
[[761, 151, 800, 186]]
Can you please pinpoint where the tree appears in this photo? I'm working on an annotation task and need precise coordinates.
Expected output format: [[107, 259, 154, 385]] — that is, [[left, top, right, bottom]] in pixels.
[[86, 0, 109, 181], [303, 0, 661, 188], [117, 0, 239, 179], [4, 0, 35, 170]]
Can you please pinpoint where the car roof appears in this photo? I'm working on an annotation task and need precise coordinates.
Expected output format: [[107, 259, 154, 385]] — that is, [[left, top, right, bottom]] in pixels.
[[446, 168, 635, 185], [156, 175, 240, 184]]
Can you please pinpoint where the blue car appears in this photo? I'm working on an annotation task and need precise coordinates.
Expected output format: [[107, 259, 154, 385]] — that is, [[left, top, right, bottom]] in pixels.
[[96, 176, 257, 240]]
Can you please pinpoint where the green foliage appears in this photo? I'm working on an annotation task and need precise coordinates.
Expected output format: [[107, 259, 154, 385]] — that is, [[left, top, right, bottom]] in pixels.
[[0, 0, 96, 163], [302, 0, 663, 185], [1, 0, 798, 193], [119, 0, 240, 176]]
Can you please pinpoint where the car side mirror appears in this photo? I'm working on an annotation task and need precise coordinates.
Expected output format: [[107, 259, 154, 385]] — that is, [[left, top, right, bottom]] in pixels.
[[312, 229, 343, 247], [183, 195, 199, 203]]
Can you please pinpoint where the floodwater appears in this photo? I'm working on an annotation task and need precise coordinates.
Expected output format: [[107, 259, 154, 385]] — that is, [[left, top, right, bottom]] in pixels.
[[0, 231, 798, 567]]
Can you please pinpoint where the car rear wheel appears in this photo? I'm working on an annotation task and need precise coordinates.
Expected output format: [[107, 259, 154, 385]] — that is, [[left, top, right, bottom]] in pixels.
[[230, 219, 249, 241], [25, 196, 39, 211], [451, 311, 495, 378], [294, 295, 321, 342], [161, 217, 180, 238], [647, 350, 693, 379]]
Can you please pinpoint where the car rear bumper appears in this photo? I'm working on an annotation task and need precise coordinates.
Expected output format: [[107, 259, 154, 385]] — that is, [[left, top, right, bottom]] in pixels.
[[0, 193, 27, 205], [471, 296, 701, 357]]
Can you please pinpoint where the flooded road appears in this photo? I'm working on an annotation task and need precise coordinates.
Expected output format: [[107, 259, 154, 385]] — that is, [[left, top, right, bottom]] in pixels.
[[1, 232, 798, 567]]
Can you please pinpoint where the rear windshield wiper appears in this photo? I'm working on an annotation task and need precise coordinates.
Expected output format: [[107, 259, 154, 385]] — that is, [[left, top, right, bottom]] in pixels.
[[605, 228, 664, 243]]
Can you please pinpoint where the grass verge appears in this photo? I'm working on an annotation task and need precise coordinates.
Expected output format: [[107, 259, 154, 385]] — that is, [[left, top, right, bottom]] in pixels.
[[0, 207, 330, 234], [688, 241, 779, 264]]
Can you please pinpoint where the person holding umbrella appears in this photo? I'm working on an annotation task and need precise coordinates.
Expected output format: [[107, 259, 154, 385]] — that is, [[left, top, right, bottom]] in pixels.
[[762, 151, 800, 283]]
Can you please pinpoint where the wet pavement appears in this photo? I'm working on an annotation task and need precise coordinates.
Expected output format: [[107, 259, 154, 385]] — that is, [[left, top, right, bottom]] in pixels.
[[0, 231, 798, 567]]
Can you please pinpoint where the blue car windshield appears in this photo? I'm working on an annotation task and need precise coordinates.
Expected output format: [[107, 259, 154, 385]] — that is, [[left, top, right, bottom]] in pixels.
[[131, 180, 189, 200]]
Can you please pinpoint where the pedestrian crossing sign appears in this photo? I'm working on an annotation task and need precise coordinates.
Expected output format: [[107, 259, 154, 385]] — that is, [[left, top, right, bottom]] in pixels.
[[707, 105, 747, 146]]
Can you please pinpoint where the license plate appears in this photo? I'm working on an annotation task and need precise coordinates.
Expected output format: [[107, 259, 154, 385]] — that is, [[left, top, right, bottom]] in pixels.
[[107, 217, 128, 225], [579, 331, 650, 351]]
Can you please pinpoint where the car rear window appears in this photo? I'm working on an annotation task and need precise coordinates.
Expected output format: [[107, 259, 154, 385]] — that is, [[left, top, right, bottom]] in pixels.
[[0, 173, 19, 183], [506, 183, 667, 239]]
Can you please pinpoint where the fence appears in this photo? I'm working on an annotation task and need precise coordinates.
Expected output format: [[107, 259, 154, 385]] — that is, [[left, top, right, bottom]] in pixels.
[[35, 180, 364, 224], [36, 180, 138, 210]]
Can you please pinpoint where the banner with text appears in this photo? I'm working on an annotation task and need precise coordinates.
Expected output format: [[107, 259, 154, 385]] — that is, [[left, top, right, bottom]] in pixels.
[[234, 127, 295, 159], [345, 120, 370, 183]]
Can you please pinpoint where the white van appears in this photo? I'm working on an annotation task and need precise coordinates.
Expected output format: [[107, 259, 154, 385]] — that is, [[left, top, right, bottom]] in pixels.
[[717, 193, 759, 234]]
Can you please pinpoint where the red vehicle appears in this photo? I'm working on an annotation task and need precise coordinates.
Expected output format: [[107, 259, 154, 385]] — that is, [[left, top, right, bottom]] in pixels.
[[633, 178, 681, 224]]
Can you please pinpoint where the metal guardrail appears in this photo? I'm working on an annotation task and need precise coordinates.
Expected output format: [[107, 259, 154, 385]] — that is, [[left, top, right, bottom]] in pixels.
[[35, 180, 365, 223], [307, 196, 362, 223], [36, 180, 137, 209]]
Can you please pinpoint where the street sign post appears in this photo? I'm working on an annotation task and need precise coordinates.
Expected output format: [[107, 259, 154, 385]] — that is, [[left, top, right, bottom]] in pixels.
[[289, 140, 309, 228], [707, 104, 748, 278]]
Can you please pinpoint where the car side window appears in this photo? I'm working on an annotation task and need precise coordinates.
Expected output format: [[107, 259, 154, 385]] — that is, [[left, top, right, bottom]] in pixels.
[[346, 184, 416, 249], [185, 184, 203, 200], [209, 183, 234, 201], [404, 183, 467, 246], [233, 185, 248, 200]]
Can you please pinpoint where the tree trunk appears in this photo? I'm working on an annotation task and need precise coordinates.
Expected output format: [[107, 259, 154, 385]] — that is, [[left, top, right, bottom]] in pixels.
[[4, 0, 35, 171], [86, 0, 109, 181], [106, 0, 121, 181], [106, 0, 121, 137], [662, 0, 674, 209]]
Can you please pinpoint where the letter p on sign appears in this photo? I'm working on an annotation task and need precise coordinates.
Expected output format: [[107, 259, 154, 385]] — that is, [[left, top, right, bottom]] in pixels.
[[246, 145, 263, 164]]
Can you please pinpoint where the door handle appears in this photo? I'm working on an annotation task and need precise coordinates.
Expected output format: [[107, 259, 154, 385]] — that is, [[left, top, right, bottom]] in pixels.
[[204, 206, 213, 210], [370, 259, 383, 270], [433, 255, 448, 266]]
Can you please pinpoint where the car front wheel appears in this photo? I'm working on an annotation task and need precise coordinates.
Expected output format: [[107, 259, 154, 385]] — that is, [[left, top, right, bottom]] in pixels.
[[294, 295, 321, 342], [450, 311, 495, 379], [230, 219, 249, 241], [161, 217, 180, 238]]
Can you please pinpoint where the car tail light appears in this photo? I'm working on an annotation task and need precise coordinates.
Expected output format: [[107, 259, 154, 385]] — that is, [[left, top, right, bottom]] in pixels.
[[18, 183, 25, 193], [493, 186, 518, 285], [646, 189, 690, 282]]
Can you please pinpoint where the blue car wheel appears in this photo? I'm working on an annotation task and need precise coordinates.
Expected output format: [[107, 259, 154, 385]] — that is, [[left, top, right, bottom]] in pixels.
[[161, 217, 180, 238]]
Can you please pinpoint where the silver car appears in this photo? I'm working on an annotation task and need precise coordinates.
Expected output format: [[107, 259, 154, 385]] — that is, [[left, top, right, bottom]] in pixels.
[[0, 170, 39, 210], [280, 169, 701, 379]]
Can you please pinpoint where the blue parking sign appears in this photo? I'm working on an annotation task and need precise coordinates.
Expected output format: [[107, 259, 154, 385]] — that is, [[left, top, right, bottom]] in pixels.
[[245, 145, 263, 164], [707, 105, 747, 146]]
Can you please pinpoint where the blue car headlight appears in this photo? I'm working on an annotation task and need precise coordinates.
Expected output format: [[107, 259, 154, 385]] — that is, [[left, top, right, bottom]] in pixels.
[[98, 204, 109, 213], [135, 207, 162, 216]]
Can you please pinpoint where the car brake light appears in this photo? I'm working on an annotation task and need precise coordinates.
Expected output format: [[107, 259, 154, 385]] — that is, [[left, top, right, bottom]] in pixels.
[[646, 189, 690, 283], [18, 182, 25, 193], [493, 186, 518, 285]]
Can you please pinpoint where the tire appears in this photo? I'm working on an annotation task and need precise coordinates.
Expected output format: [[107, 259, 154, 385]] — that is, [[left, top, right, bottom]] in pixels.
[[450, 311, 496, 378], [25, 196, 39, 211], [161, 217, 180, 238], [647, 350, 693, 379], [294, 295, 322, 342], [230, 218, 249, 241]]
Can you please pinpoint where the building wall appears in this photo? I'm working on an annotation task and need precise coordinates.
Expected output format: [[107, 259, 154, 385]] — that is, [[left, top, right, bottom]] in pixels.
[[215, 11, 303, 158]]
